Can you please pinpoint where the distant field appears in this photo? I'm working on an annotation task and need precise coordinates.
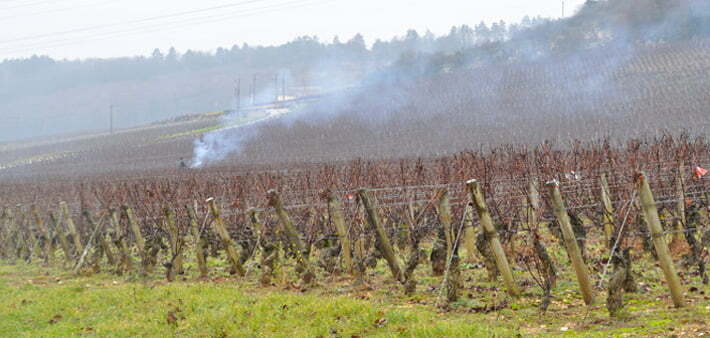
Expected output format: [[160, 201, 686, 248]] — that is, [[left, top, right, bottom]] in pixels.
[[0, 104, 279, 181], [2, 40, 709, 183]]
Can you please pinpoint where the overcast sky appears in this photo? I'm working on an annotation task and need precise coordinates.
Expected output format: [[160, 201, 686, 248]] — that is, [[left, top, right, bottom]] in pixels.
[[0, 0, 586, 60]]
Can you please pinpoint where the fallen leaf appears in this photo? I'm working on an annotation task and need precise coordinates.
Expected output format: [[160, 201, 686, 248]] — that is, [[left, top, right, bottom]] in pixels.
[[49, 314, 62, 324], [374, 318, 388, 328], [166, 311, 178, 326]]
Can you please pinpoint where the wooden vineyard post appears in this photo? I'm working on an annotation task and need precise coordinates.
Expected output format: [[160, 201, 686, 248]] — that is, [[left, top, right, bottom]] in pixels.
[[526, 178, 541, 227], [163, 207, 185, 281], [0, 207, 16, 258], [206, 198, 245, 276], [673, 164, 686, 244], [187, 203, 209, 279], [74, 211, 104, 274], [635, 172, 685, 308], [547, 180, 595, 306], [246, 208, 264, 246], [60, 202, 83, 257], [246, 208, 266, 262], [96, 214, 116, 268], [527, 179, 558, 295], [461, 203, 477, 263], [466, 180, 520, 297], [122, 205, 151, 275], [600, 173, 615, 248], [267, 190, 315, 284], [48, 211, 73, 265], [437, 189, 454, 259], [10, 208, 21, 260], [3, 207, 17, 260], [31, 205, 54, 264], [16, 204, 35, 262], [358, 189, 403, 283], [0, 207, 9, 259], [324, 190, 353, 274], [249, 207, 282, 285], [353, 236, 366, 283], [109, 209, 133, 274], [9, 207, 24, 261], [437, 188, 460, 303]]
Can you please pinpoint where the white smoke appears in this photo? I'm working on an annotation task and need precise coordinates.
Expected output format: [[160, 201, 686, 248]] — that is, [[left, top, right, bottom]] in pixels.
[[190, 119, 258, 168]]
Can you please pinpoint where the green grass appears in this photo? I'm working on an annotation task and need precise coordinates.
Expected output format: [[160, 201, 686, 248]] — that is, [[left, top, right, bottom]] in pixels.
[[156, 112, 269, 141], [0, 150, 76, 171], [1, 239, 708, 337], [0, 263, 513, 337]]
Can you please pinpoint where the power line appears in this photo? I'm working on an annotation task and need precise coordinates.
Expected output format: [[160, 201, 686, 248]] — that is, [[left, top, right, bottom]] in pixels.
[[0, 0, 115, 22], [0, 0, 337, 56], [0, 0, 285, 46], [0, 0, 60, 11]]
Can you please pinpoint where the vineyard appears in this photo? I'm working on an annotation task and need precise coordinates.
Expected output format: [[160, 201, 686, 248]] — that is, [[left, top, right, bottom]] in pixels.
[[0, 39, 709, 183], [233, 39, 710, 165], [1, 34, 710, 338], [1, 133, 709, 335]]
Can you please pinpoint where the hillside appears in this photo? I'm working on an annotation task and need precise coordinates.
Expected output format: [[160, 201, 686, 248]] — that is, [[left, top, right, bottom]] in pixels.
[[1, 0, 710, 179], [0, 38, 707, 182], [219, 39, 710, 165]]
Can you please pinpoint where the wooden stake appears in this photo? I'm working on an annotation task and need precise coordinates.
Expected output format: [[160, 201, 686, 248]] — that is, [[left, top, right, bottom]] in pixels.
[[673, 164, 686, 244], [164, 207, 184, 281], [206, 198, 245, 276], [187, 203, 209, 279], [600, 173, 615, 248], [109, 209, 133, 274], [49, 211, 73, 264], [4, 207, 19, 260], [246, 208, 264, 243], [6, 219, 16, 260], [526, 178, 541, 227], [0, 207, 8, 258], [437, 188, 460, 304], [267, 190, 315, 284], [358, 188, 403, 283], [74, 211, 104, 274], [97, 219, 116, 267], [461, 203, 478, 263], [31, 205, 54, 264], [437, 189, 454, 259], [547, 180, 594, 306], [635, 172, 685, 308], [466, 180, 520, 297], [122, 206, 150, 275], [60, 202, 83, 256], [15, 205, 34, 262], [324, 190, 353, 274]]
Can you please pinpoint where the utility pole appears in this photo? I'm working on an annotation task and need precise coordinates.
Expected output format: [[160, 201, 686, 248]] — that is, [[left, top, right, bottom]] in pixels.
[[274, 74, 279, 103], [251, 74, 257, 106], [562, 1, 565, 17], [109, 104, 114, 134], [282, 74, 286, 101], [234, 78, 241, 113]]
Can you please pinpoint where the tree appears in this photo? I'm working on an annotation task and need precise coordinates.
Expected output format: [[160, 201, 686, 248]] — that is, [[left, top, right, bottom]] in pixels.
[[151, 48, 164, 60], [474, 22, 492, 44], [345, 34, 368, 60]]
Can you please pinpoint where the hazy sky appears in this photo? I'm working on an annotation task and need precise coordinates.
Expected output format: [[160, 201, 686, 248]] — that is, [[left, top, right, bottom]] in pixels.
[[0, 0, 586, 60]]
